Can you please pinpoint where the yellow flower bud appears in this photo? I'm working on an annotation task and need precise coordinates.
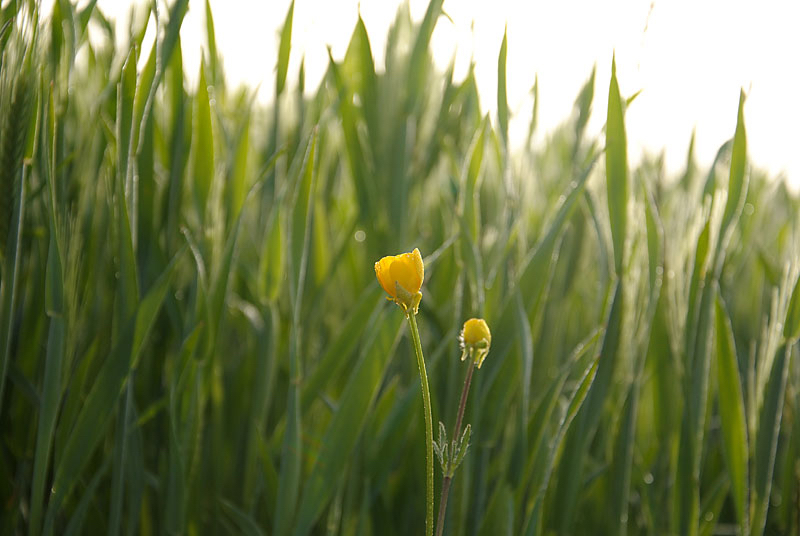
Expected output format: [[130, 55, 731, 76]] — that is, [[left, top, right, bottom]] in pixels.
[[462, 318, 491, 346], [460, 318, 491, 368], [375, 248, 424, 314]]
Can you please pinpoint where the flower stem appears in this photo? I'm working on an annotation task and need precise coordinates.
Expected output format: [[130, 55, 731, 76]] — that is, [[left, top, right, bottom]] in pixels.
[[435, 359, 475, 536], [407, 312, 434, 536]]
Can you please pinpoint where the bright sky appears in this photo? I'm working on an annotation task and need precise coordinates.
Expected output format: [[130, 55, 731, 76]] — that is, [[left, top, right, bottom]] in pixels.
[[73, 1, 800, 183]]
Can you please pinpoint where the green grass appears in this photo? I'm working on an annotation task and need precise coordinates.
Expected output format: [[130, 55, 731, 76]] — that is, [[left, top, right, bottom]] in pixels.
[[1, 1, 799, 534]]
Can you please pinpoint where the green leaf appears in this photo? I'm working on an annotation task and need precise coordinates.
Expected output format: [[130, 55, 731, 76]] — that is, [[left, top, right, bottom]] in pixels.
[[204, 0, 218, 83], [227, 114, 250, 222], [526, 351, 601, 535], [301, 286, 382, 410], [477, 483, 514, 536], [43, 252, 181, 530], [605, 55, 628, 275], [554, 279, 624, 533], [462, 118, 487, 241], [29, 221, 66, 536], [289, 129, 317, 314], [192, 60, 214, 222], [783, 273, 800, 341], [497, 27, 508, 147], [676, 278, 717, 536], [0, 99, 29, 416], [714, 295, 749, 532], [407, 0, 443, 110], [643, 184, 664, 298], [751, 343, 792, 536], [220, 498, 265, 536], [717, 89, 747, 262], [292, 313, 403, 536], [117, 46, 137, 197], [160, 0, 189, 75], [276, 1, 294, 96], [609, 380, 639, 536], [62, 459, 110, 536]]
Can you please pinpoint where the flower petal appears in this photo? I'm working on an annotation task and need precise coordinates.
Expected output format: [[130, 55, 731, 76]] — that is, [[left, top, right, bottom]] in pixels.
[[375, 256, 397, 297], [390, 255, 419, 295], [411, 248, 424, 287]]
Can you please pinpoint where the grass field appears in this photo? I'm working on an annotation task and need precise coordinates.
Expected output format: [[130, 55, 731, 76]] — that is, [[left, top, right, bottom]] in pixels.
[[1, 0, 799, 534]]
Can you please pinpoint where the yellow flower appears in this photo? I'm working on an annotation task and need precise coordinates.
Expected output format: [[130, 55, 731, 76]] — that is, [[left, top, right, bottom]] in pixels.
[[375, 248, 424, 315], [460, 318, 491, 368]]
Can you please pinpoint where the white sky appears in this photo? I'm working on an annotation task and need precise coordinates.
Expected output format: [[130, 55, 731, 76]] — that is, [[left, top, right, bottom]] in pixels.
[[69, 1, 800, 183]]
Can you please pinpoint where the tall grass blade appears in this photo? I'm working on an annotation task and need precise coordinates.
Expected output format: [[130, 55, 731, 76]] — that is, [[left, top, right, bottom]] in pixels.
[[554, 279, 625, 532], [192, 60, 214, 222], [43, 253, 181, 531], [715, 294, 749, 532], [276, 1, 294, 96], [293, 313, 404, 535], [751, 342, 792, 536], [605, 55, 628, 276], [0, 31, 35, 415], [497, 27, 508, 148]]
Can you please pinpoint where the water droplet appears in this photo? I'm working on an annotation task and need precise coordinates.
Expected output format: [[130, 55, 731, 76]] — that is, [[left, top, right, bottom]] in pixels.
[[643, 473, 654, 484], [354, 230, 366, 242]]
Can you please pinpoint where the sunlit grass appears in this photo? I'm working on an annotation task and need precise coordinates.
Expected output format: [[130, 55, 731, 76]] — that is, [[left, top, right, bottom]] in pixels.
[[0, 1, 798, 534]]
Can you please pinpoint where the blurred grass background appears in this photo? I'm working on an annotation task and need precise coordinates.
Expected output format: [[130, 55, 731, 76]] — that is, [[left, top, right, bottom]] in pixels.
[[1, 0, 799, 534]]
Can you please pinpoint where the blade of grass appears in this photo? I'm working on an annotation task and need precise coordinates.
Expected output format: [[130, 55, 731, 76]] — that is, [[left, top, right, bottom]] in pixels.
[[0, 39, 35, 415], [43, 251, 181, 532], [606, 54, 628, 276], [293, 313, 404, 536], [301, 285, 382, 411], [751, 342, 792, 536], [192, 59, 214, 223], [554, 278, 624, 533], [497, 27, 508, 148], [29, 121, 66, 534], [273, 129, 317, 536], [523, 353, 601, 536], [407, 0, 443, 110], [204, 0, 218, 83], [276, 1, 294, 96], [715, 294, 749, 533], [714, 89, 748, 273]]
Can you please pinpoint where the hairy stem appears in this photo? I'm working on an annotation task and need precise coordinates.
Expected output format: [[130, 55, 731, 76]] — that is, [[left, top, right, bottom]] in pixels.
[[436, 359, 475, 536], [407, 312, 434, 536]]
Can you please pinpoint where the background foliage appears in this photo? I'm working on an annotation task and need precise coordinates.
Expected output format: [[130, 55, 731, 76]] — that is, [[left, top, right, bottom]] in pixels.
[[1, 0, 799, 534]]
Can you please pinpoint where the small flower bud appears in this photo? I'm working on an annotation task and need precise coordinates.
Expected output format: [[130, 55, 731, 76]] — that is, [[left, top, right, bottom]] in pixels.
[[459, 318, 491, 368]]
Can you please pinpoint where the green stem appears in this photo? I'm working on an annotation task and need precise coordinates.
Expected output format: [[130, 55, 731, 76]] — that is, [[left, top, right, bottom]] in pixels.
[[436, 359, 475, 536], [407, 312, 434, 536]]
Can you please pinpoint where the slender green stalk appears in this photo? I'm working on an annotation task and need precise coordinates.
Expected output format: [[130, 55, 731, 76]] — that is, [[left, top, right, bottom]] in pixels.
[[407, 312, 434, 536], [436, 359, 475, 536]]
